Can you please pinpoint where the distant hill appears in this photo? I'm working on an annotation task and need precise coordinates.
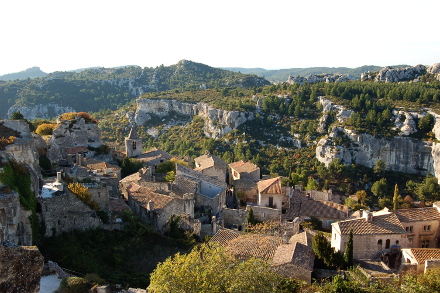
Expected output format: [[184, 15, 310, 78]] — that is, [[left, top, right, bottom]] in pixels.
[[221, 65, 411, 81], [0, 60, 270, 118], [0, 66, 47, 81]]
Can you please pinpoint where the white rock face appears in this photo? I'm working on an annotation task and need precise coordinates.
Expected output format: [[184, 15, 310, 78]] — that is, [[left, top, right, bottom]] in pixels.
[[287, 74, 351, 85], [318, 97, 354, 123], [47, 117, 102, 161], [7, 104, 76, 120], [316, 127, 434, 175], [134, 99, 254, 138], [375, 65, 427, 82]]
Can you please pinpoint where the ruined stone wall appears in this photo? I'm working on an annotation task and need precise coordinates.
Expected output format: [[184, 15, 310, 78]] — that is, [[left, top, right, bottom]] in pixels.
[[88, 185, 110, 211], [194, 190, 225, 216], [0, 245, 44, 293], [37, 190, 102, 237]]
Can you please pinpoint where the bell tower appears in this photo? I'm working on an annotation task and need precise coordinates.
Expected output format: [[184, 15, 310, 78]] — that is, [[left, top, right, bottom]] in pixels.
[[125, 124, 142, 158]]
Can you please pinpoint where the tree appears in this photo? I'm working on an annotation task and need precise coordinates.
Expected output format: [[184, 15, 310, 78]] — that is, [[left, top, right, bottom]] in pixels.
[[149, 243, 295, 293], [164, 171, 175, 182], [247, 206, 257, 226], [355, 190, 368, 206], [35, 123, 57, 136], [371, 178, 388, 198], [416, 175, 440, 203], [373, 159, 386, 175], [418, 113, 435, 134], [11, 111, 25, 120], [343, 229, 354, 268], [305, 177, 318, 190], [393, 184, 400, 210], [312, 231, 342, 269]]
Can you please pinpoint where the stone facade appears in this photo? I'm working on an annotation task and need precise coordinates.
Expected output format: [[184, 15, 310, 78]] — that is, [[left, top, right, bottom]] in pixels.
[[0, 245, 44, 293], [0, 190, 32, 245], [222, 208, 248, 229], [37, 189, 102, 237], [249, 205, 281, 222]]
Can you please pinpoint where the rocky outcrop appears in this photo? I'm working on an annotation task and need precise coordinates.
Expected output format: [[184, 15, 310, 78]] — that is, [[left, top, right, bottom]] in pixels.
[[0, 190, 32, 245], [0, 245, 44, 293], [47, 116, 102, 162], [7, 104, 75, 120], [134, 99, 254, 138], [374, 65, 426, 82], [318, 97, 354, 124], [316, 127, 435, 175], [287, 74, 351, 84]]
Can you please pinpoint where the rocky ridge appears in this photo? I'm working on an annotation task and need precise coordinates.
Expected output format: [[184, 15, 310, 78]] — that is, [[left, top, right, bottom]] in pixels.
[[361, 63, 440, 82], [287, 74, 351, 84], [7, 104, 76, 120], [134, 98, 254, 138]]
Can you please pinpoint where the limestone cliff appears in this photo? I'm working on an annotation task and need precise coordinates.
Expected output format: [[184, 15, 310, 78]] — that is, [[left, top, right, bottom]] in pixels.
[[134, 99, 254, 138], [47, 116, 102, 162], [7, 104, 76, 120], [287, 74, 351, 84]]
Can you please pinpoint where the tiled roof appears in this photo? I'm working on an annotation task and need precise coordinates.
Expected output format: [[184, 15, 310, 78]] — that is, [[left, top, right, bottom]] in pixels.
[[109, 197, 131, 213], [209, 228, 240, 247], [65, 146, 89, 154], [120, 171, 142, 183], [226, 234, 283, 260], [173, 175, 199, 196], [334, 213, 407, 235], [229, 160, 259, 174], [127, 183, 174, 210], [176, 164, 227, 189], [257, 177, 283, 194], [85, 158, 120, 171], [289, 230, 314, 247], [194, 154, 227, 171], [406, 248, 440, 264], [272, 242, 314, 271], [393, 207, 440, 222], [137, 148, 172, 163], [285, 191, 348, 220]]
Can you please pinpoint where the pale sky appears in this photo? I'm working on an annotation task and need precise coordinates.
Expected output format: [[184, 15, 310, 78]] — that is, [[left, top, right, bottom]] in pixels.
[[1, 0, 439, 75]]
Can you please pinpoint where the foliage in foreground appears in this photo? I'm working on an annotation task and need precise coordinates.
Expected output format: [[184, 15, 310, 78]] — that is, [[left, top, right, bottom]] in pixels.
[[149, 243, 300, 293]]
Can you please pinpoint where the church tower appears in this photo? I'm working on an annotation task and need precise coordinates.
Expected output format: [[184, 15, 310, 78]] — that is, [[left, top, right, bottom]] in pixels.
[[125, 124, 142, 158]]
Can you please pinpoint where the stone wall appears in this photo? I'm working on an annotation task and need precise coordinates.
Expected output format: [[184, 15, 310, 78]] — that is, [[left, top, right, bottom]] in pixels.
[[87, 185, 110, 211], [37, 190, 102, 237], [222, 208, 247, 229], [0, 245, 44, 293], [248, 205, 281, 222]]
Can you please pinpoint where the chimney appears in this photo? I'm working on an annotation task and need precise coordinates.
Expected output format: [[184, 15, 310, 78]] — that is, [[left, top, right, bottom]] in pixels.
[[282, 231, 289, 244], [359, 209, 363, 218], [363, 210, 373, 221], [147, 200, 154, 211], [56, 172, 62, 183]]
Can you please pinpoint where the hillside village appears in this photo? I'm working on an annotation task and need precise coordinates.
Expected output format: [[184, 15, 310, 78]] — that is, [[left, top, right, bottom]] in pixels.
[[2, 62, 440, 292], [2, 108, 440, 292]]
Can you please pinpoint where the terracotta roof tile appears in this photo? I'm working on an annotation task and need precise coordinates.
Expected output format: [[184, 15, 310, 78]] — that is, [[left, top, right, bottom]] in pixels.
[[176, 164, 227, 189], [393, 207, 440, 222], [194, 154, 227, 171], [407, 248, 440, 264], [85, 158, 120, 171], [226, 234, 283, 260], [209, 228, 240, 247], [257, 177, 283, 194], [229, 160, 259, 174], [272, 242, 314, 271], [334, 213, 407, 235], [127, 183, 174, 210], [286, 191, 348, 220]]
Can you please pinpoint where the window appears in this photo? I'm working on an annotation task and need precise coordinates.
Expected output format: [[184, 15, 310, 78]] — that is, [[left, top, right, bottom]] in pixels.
[[423, 225, 431, 231], [262, 213, 265, 218], [132, 141, 137, 150], [396, 240, 399, 245], [406, 226, 413, 232], [422, 240, 430, 248], [378, 239, 383, 249]]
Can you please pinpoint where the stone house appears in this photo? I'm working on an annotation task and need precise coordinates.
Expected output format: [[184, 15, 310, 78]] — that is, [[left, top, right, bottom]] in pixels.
[[135, 148, 173, 169], [194, 152, 227, 182], [272, 231, 315, 284], [285, 190, 349, 230], [175, 164, 227, 216], [82, 158, 122, 180], [257, 177, 283, 210], [126, 182, 197, 234], [393, 206, 440, 248], [37, 188, 102, 237], [401, 248, 440, 274], [331, 209, 408, 259], [228, 160, 260, 184]]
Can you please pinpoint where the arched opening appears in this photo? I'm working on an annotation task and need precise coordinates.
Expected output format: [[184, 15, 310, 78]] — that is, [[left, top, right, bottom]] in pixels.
[[378, 239, 383, 250], [385, 239, 391, 249]]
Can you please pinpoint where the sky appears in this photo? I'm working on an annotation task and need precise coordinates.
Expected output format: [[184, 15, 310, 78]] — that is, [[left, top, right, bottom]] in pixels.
[[1, 0, 440, 75]]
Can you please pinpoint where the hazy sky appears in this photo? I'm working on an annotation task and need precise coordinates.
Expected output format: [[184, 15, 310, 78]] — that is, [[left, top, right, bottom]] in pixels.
[[1, 0, 439, 75]]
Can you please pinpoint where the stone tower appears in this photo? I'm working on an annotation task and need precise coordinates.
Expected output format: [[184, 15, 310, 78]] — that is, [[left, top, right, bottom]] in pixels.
[[125, 124, 142, 158]]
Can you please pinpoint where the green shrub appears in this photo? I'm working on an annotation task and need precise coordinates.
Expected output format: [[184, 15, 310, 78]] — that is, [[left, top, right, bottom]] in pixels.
[[57, 277, 89, 293]]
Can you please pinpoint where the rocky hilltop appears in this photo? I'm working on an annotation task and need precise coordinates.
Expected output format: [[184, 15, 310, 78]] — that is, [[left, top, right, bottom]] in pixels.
[[287, 74, 351, 84], [135, 98, 254, 138], [7, 104, 76, 120], [361, 63, 440, 82], [315, 98, 440, 180]]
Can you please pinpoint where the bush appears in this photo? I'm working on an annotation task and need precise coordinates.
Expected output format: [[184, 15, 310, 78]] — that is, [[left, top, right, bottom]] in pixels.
[[57, 277, 89, 293], [36, 123, 57, 136], [60, 112, 77, 121]]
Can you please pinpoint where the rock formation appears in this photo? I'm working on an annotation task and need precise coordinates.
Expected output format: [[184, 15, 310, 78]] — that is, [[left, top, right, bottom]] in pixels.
[[0, 190, 32, 245], [47, 116, 102, 162], [0, 245, 44, 293], [134, 99, 254, 138], [7, 104, 76, 120], [287, 74, 351, 84], [374, 65, 427, 82]]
